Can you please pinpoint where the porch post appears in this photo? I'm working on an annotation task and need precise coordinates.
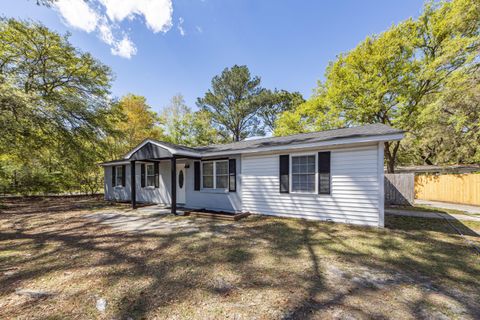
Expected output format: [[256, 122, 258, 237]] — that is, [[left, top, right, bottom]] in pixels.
[[171, 157, 177, 215], [130, 160, 136, 209]]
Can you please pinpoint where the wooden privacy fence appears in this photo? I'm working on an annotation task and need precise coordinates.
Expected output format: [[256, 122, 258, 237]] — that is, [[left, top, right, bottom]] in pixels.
[[415, 173, 480, 206], [384, 173, 414, 205]]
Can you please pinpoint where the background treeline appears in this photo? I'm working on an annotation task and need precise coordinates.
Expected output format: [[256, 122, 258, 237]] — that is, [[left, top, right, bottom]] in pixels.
[[0, 18, 303, 195], [0, 0, 478, 195]]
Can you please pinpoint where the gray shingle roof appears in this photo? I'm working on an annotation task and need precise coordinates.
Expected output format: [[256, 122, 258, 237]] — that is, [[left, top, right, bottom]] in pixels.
[[192, 124, 403, 154], [100, 124, 403, 164]]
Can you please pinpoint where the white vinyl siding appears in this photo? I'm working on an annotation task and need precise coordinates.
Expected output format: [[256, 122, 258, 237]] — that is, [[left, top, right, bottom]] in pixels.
[[241, 145, 382, 226]]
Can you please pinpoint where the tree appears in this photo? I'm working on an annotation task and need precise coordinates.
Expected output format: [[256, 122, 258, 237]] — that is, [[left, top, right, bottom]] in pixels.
[[258, 89, 304, 132], [399, 73, 480, 165], [190, 109, 226, 146], [161, 94, 194, 145], [110, 94, 164, 155], [274, 88, 345, 136], [197, 65, 266, 141], [275, 0, 480, 172], [0, 18, 116, 194], [161, 94, 227, 146]]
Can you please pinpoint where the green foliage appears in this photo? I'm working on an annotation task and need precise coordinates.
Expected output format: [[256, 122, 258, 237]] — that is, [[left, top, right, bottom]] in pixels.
[[257, 89, 304, 132], [0, 18, 116, 194], [400, 73, 480, 165], [108, 94, 165, 157], [161, 94, 225, 146], [274, 87, 345, 136], [198, 65, 304, 141], [276, 0, 480, 172], [197, 65, 266, 141]]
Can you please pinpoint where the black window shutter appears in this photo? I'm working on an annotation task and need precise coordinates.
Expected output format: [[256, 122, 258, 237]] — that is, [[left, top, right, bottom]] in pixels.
[[121, 165, 126, 186], [154, 162, 159, 188], [194, 161, 200, 191], [112, 166, 116, 187], [141, 163, 146, 188], [279, 155, 289, 193], [318, 151, 331, 194], [229, 158, 236, 192]]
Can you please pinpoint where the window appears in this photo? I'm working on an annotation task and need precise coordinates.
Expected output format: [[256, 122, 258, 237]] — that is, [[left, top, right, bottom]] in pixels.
[[202, 160, 229, 189], [291, 155, 316, 193], [146, 163, 155, 187], [318, 152, 331, 194], [216, 161, 228, 189], [115, 166, 123, 187], [202, 162, 214, 188]]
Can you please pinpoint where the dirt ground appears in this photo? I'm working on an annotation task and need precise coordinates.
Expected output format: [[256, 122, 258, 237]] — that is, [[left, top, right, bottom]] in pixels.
[[0, 196, 479, 319]]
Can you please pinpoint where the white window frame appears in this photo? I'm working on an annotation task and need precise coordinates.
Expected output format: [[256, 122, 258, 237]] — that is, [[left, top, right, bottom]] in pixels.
[[145, 163, 155, 188], [289, 153, 317, 194], [115, 166, 123, 187], [201, 160, 229, 190]]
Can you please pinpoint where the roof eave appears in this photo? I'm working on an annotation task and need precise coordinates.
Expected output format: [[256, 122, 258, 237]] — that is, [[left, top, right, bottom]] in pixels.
[[98, 160, 130, 167]]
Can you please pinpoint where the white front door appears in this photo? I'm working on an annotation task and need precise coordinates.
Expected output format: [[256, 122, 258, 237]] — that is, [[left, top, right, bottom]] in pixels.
[[176, 164, 186, 204]]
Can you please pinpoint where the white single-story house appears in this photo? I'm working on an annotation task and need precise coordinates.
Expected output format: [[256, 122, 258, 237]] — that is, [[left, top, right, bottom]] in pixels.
[[101, 124, 404, 227]]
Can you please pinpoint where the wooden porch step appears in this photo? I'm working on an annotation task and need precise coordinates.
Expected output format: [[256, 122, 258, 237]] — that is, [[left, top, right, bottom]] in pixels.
[[184, 210, 250, 221]]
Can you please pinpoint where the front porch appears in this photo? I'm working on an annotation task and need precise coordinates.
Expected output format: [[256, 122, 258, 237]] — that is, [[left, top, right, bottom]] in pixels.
[[124, 140, 202, 214]]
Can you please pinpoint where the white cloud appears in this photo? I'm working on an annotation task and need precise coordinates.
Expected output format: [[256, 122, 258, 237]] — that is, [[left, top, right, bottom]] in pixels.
[[54, 0, 175, 59], [196, 25, 203, 33], [98, 20, 114, 45], [178, 17, 185, 36], [55, 0, 99, 33], [111, 36, 137, 59], [99, 0, 173, 33], [98, 20, 136, 59]]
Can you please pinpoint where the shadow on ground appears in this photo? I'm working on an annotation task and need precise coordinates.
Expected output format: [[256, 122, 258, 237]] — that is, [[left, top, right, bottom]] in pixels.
[[0, 196, 479, 319]]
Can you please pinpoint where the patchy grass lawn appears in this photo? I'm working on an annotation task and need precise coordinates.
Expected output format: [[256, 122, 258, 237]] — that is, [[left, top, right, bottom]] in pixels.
[[0, 197, 479, 319]]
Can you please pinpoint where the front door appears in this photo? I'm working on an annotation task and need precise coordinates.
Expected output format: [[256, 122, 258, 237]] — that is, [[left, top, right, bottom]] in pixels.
[[176, 164, 186, 204]]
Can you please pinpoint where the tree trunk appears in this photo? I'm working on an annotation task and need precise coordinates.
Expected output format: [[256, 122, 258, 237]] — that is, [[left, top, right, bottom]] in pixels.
[[233, 128, 241, 142], [384, 141, 400, 173]]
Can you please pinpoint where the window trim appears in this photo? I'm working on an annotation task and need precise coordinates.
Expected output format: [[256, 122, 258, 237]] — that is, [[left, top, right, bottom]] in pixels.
[[289, 153, 317, 194], [201, 160, 229, 190], [145, 163, 155, 188], [115, 165, 123, 187]]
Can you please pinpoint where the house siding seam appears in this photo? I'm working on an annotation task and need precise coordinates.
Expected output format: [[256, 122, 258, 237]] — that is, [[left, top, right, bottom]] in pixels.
[[241, 144, 381, 226]]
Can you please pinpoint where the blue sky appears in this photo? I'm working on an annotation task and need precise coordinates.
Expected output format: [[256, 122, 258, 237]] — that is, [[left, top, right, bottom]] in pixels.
[[2, 0, 424, 113]]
